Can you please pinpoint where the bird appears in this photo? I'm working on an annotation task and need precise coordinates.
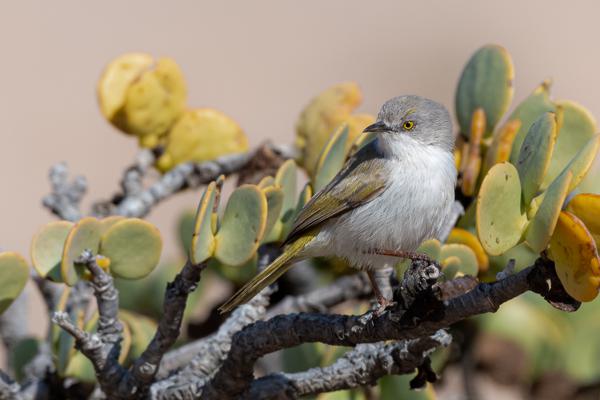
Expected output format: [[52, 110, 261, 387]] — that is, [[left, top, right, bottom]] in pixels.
[[219, 95, 457, 314]]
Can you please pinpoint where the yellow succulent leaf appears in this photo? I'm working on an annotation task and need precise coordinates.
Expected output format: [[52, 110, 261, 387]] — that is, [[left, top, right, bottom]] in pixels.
[[98, 54, 187, 147], [447, 228, 489, 272], [295, 82, 374, 175], [157, 108, 249, 172], [481, 119, 521, 177], [566, 193, 600, 243], [97, 53, 154, 120], [549, 211, 600, 302], [123, 58, 187, 146]]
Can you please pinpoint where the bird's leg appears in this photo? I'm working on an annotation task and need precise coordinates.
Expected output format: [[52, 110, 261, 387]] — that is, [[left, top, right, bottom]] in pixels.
[[371, 249, 440, 269], [367, 270, 395, 316]]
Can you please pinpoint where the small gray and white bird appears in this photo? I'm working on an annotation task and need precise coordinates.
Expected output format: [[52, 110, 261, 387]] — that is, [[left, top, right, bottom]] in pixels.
[[220, 95, 457, 313]]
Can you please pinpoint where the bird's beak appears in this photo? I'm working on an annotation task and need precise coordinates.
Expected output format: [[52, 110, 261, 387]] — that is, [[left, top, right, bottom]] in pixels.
[[363, 121, 388, 133]]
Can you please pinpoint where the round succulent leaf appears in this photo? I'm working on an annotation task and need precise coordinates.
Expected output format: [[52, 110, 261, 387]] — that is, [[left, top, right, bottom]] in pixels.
[[441, 256, 463, 280], [30, 221, 73, 281], [99, 216, 125, 234], [97, 53, 154, 121], [566, 193, 600, 244], [455, 44, 514, 137], [210, 255, 258, 286], [481, 119, 521, 178], [190, 182, 217, 264], [281, 183, 313, 239], [509, 80, 556, 163], [542, 101, 597, 189], [525, 171, 573, 253], [156, 108, 248, 172], [549, 211, 600, 302], [122, 57, 187, 147], [550, 134, 600, 195], [516, 112, 558, 205], [313, 124, 349, 191], [10, 338, 41, 381], [177, 210, 196, 257], [100, 218, 163, 280], [257, 176, 275, 189], [476, 163, 528, 256], [0, 252, 29, 314], [262, 186, 285, 243], [447, 228, 489, 272], [119, 310, 156, 362], [396, 239, 442, 274], [274, 159, 298, 220], [61, 217, 102, 286], [295, 82, 374, 175], [489, 242, 538, 273], [214, 185, 268, 266], [440, 244, 479, 278]]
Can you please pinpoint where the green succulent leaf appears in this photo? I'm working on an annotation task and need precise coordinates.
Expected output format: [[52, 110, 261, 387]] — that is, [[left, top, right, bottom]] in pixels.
[[30, 221, 73, 282], [0, 252, 29, 314], [214, 185, 268, 266], [275, 159, 298, 221], [455, 44, 514, 137], [440, 244, 479, 278], [313, 124, 349, 191], [261, 186, 285, 243], [100, 218, 163, 279], [119, 310, 156, 362], [190, 182, 218, 264], [10, 338, 41, 381], [542, 101, 597, 189], [61, 217, 102, 286], [556, 134, 600, 194], [509, 80, 556, 163], [525, 171, 572, 253], [476, 163, 528, 256], [516, 112, 558, 205]]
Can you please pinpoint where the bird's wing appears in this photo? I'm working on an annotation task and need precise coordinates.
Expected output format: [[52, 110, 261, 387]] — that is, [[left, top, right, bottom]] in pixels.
[[285, 141, 388, 244]]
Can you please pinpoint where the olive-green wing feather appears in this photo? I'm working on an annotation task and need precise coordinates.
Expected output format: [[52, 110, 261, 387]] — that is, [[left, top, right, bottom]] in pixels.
[[285, 141, 388, 244]]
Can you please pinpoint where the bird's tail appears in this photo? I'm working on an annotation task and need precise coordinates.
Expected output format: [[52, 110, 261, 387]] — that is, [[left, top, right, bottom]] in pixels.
[[218, 236, 312, 313]]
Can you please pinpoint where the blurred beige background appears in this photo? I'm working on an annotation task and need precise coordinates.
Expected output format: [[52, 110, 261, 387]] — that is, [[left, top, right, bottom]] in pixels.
[[1, 0, 599, 335]]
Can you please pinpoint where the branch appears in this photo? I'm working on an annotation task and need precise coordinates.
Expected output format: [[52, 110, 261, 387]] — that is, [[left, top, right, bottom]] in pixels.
[[51, 251, 129, 399], [129, 259, 206, 388], [42, 162, 87, 221], [201, 257, 572, 399], [51, 251, 208, 399], [246, 330, 451, 399], [149, 247, 281, 399], [101, 143, 293, 218], [0, 369, 22, 400]]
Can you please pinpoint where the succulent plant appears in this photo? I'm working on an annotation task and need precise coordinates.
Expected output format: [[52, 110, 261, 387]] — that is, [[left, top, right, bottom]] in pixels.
[[295, 82, 374, 176], [0, 252, 29, 314], [453, 43, 600, 302], [455, 44, 514, 138], [156, 108, 249, 172], [30, 217, 163, 286], [98, 53, 187, 148]]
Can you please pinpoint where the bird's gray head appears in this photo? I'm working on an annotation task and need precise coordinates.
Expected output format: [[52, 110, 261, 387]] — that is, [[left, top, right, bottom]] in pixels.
[[364, 95, 454, 152]]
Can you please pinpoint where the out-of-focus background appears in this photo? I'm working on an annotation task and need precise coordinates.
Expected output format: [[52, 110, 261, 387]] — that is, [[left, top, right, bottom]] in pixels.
[[2, 0, 599, 262]]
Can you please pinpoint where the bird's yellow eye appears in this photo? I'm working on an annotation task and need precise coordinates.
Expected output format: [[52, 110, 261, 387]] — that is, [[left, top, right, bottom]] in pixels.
[[402, 120, 415, 131]]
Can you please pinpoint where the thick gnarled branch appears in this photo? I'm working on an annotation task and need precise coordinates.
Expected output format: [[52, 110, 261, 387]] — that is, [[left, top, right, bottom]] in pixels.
[[201, 258, 572, 399]]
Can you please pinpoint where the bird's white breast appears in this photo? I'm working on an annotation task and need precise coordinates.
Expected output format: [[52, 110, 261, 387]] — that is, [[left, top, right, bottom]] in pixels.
[[309, 136, 456, 270]]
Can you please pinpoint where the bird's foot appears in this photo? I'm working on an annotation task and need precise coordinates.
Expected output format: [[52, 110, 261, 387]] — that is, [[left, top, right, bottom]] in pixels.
[[373, 295, 396, 317]]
